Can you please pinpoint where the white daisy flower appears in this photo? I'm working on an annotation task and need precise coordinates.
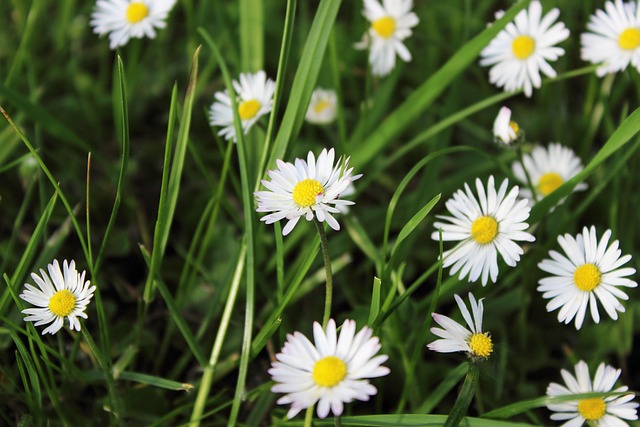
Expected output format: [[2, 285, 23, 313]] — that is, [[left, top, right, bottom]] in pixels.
[[480, 1, 570, 97], [305, 88, 338, 125], [209, 71, 276, 142], [20, 260, 96, 335], [512, 143, 587, 204], [90, 0, 177, 50], [431, 176, 536, 286], [537, 226, 637, 330], [581, 0, 640, 77], [546, 360, 638, 427], [354, 0, 419, 77], [493, 106, 522, 145], [269, 319, 390, 419], [255, 148, 361, 236], [427, 293, 493, 359]]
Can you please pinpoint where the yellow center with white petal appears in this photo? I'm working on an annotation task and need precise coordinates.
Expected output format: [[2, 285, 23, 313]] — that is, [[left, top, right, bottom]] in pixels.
[[471, 216, 498, 245], [314, 100, 332, 114], [238, 99, 262, 121], [292, 179, 324, 208], [577, 397, 606, 421], [536, 172, 563, 196], [469, 332, 493, 358], [312, 356, 347, 387], [49, 290, 76, 317], [573, 264, 601, 292], [618, 28, 640, 50], [126, 2, 149, 24], [372, 16, 396, 39], [509, 121, 520, 134], [512, 35, 536, 59]]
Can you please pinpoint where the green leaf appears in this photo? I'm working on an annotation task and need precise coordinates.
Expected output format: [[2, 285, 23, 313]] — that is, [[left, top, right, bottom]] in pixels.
[[117, 371, 194, 392]]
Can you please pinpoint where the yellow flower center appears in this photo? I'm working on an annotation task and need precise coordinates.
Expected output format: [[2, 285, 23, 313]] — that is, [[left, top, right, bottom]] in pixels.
[[577, 398, 606, 421], [509, 120, 520, 134], [372, 16, 396, 39], [618, 27, 640, 50], [536, 172, 564, 197], [314, 100, 331, 114], [292, 178, 324, 208], [48, 290, 76, 317], [312, 356, 347, 387], [126, 2, 149, 24], [469, 333, 493, 358], [573, 264, 601, 292], [471, 216, 498, 245], [512, 35, 535, 59], [238, 99, 262, 121]]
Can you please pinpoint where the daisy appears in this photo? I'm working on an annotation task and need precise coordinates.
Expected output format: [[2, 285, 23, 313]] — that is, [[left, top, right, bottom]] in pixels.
[[428, 293, 493, 359], [537, 226, 637, 330], [20, 260, 96, 335], [493, 106, 522, 145], [581, 0, 640, 77], [480, 1, 570, 97], [269, 319, 390, 419], [254, 148, 361, 235], [90, 0, 177, 49], [305, 88, 338, 125], [354, 0, 419, 77], [546, 360, 638, 427], [511, 143, 587, 204], [209, 71, 276, 142], [431, 176, 536, 286]]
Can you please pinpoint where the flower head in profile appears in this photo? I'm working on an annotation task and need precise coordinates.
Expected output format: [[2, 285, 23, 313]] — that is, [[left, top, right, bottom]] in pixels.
[[432, 176, 536, 286], [493, 106, 523, 145], [20, 260, 96, 335], [546, 360, 638, 427], [90, 0, 177, 49], [428, 293, 493, 360], [305, 88, 338, 125], [512, 143, 587, 205], [255, 148, 361, 235], [269, 319, 390, 419], [480, 1, 570, 97], [354, 0, 419, 77], [537, 226, 637, 330], [581, 0, 640, 77], [209, 71, 276, 142]]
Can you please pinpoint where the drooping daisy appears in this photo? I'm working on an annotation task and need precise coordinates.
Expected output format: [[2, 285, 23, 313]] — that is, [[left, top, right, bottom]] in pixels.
[[354, 0, 419, 77], [428, 293, 493, 359], [581, 0, 640, 77], [512, 143, 587, 205], [255, 148, 361, 235], [305, 88, 338, 125], [90, 0, 177, 49], [493, 106, 523, 145], [20, 260, 96, 335], [269, 319, 390, 419], [480, 1, 570, 97], [209, 71, 276, 142], [431, 176, 536, 286], [546, 360, 638, 427], [537, 226, 637, 330]]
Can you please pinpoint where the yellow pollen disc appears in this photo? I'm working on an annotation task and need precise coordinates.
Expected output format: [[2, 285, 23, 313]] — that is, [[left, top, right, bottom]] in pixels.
[[469, 333, 493, 358], [292, 179, 324, 208], [577, 398, 606, 421], [312, 356, 347, 387], [48, 290, 76, 317], [618, 27, 640, 50], [509, 120, 520, 134], [536, 172, 564, 196], [471, 216, 498, 245], [573, 264, 601, 292], [314, 100, 331, 114], [512, 35, 535, 59], [372, 16, 396, 39], [238, 99, 262, 120], [126, 2, 149, 24]]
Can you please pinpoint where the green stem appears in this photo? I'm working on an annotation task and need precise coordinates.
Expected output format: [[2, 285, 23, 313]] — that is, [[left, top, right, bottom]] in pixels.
[[314, 218, 333, 327], [443, 362, 480, 427], [304, 406, 314, 427]]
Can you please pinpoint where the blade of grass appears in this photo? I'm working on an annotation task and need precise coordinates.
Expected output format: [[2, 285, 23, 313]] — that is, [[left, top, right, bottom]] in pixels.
[[116, 371, 194, 392], [239, 0, 263, 72]]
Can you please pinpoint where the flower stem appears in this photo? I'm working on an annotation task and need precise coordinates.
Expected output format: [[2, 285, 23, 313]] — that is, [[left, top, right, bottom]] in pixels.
[[304, 406, 314, 427], [314, 218, 333, 328], [443, 362, 480, 427]]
